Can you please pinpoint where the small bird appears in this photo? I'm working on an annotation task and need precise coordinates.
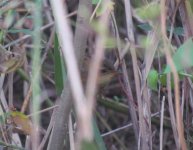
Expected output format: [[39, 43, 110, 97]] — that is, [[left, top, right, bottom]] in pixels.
[[0, 44, 25, 74]]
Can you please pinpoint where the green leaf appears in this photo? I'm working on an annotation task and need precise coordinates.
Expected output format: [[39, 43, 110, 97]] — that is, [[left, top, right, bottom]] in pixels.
[[138, 24, 184, 36], [81, 140, 98, 150], [134, 2, 160, 21], [159, 70, 192, 89], [137, 23, 152, 31], [0, 140, 25, 150], [159, 73, 176, 89], [0, 30, 5, 43], [54, 34, 67, 95], [147, 69, 158, 91], [164, 37, 193, 73], [168, 27, 184, 36], [0, 112, 11, 125], [105, 37, 117, 48], [190, 0, 193, 12], [92, 0, 100, 5], [178, 71, 193, 78], [159, 73, 167, 87], [8, 29, 32, 34], [4, 9, 16, 28], [93, 118, 106, 150], [79, 117, 106, 150], [95, 1, 114, 17]]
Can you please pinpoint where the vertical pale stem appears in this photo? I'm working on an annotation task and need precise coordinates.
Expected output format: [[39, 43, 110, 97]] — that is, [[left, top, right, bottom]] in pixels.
[[31, 0, 42, 149]]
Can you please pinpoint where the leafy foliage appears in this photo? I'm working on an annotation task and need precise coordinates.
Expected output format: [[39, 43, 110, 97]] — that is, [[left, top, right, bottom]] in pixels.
[[54, 34, 66, 95], [92, 0, 100, 5], [147, 69, 158, 91], [134, 2, 160, 21], [164, 37, 193, 73]]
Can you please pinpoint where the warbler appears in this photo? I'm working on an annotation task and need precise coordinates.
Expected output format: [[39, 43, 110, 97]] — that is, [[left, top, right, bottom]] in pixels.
[[0, 44, 25, 74]]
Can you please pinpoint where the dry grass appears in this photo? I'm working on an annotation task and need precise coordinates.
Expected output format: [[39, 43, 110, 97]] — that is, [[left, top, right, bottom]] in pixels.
[[0, 0, 192, 150]]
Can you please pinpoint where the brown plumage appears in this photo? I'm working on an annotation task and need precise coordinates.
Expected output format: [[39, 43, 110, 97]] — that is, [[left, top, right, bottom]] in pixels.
[[0, 44, 25, 74]]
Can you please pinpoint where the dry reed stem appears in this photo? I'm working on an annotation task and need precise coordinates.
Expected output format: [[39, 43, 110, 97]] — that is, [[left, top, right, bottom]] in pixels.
[[167, 73, 180, 149], [86, 0, 111, 109], [51, 0, 86, 134], [48, 0, 91, 149], [111, 12, 139, 141], [50, 0, 92, 143], [160, 0, 187, 149], [124, 0, 148, 149], [85, 0, 112, 143]]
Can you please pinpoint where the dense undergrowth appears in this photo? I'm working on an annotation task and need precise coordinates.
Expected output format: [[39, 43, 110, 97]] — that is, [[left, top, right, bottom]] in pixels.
[[0, 0, 192, 150]]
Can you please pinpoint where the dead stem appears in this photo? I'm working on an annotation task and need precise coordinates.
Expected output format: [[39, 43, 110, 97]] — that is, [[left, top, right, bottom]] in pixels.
[[160, 0, 187, 149]]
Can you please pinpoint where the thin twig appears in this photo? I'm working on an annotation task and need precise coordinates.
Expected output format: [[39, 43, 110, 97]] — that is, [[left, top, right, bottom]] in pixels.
[[159, 96, 165, 150], [167, 73, 179, 149], [8, 73, 13, 108], [69, 113, 75, 150], [111, 12, 139, 141], [124, 0, 147, 148], [89, 0, 102, 22], [27, 105, 58, 117], [37, 108, 56, 150], [96, 112, 128, 149], [4, 11, 77, 49], [43, 0, 53, 23], [101, 112, 160, 137], [21, 28, 55, 113]]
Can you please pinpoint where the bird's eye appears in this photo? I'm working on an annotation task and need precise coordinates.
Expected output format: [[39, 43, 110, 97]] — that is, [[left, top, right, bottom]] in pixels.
[[11, 53, 15, 57]]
